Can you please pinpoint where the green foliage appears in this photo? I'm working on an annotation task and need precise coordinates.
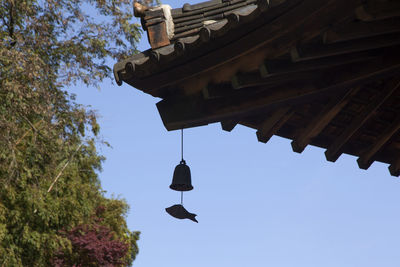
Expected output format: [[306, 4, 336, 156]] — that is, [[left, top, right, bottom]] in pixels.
[[0, 0, 141, 265]]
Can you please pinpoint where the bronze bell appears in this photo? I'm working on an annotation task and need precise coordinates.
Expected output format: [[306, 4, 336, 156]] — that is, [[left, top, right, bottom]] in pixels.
[[170, 159, 193, 191]]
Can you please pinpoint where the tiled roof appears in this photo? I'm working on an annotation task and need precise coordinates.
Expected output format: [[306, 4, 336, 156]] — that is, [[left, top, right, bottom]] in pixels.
[[113, 0, 285, 89]]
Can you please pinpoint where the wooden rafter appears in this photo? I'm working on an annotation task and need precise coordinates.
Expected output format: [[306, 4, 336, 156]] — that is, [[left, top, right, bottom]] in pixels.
[[256, 107, 292, 143], [325, 77, 400, 162], [291, 86, 360, 153], [357, 115, 400, 169], [389, 158, 400, 177], [221, 120, 238, 132]]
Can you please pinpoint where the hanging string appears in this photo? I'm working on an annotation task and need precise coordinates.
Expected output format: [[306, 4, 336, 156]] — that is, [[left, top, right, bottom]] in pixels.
[[181, 128, 184, 161], [181, 129, 184, 205]]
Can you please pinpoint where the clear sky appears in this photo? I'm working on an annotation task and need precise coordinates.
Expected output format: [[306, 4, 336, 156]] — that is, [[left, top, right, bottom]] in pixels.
[[69, 1, 400, 266]]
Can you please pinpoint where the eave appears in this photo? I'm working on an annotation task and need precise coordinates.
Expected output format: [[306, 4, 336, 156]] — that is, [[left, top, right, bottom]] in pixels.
[[114, 0, 400, 176]]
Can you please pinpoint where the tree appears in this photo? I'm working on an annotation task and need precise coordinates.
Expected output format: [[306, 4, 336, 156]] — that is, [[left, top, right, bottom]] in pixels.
[[0, 0, 143, 265], [53, 205, 140, 266]]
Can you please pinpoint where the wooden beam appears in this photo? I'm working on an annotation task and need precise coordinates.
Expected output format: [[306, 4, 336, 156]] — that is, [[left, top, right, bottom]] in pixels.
[[357, 117, 400, 170], [157, 63, 400, 131], [325, 78, 400, 162], [221, 120, 238, 132], [291, 33, 400, 62], [389, 158, 400, 177], [265, 0, 288, 8], [256, 107, 291, 143], [323, 18, 400, 44], [235, 69, 315, 89], [234, 47, 387, 90], [202, 84, 234, 99], [355, 1, 400, 22], [260, 48, 379, 76], [227, 49, 398, 97], [265, 50, 378, 75], [291, 86, 360, 153], [157, 84, 315, 131]]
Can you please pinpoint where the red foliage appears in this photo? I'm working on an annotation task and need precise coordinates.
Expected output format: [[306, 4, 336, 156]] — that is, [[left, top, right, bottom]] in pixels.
[[54, 222, 129, 267]]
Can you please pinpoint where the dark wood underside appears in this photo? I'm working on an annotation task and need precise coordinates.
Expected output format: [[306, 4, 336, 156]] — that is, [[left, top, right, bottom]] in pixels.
[[123, 0, 400, 176]]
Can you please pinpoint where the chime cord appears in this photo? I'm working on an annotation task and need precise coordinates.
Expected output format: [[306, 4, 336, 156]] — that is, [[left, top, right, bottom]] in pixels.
[[181, 128, 184, 161], [181, 191, 183, 205], [181, 129, 184, 205]]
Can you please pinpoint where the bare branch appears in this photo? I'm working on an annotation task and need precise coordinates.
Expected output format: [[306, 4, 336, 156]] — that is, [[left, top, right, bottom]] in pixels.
[[47, 144, 82, 193]]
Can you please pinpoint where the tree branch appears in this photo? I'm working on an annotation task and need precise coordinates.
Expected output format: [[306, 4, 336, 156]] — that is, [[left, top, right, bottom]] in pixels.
[[47, 144, 82, 193], [15, 119, 44, 145], [20, 114, 38, 131], [8, 0, 14, 38]]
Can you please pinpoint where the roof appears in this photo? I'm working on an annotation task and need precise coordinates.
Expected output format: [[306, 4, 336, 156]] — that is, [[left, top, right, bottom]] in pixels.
[[113, 0, 276, 91], [114, 0, 400, 176]]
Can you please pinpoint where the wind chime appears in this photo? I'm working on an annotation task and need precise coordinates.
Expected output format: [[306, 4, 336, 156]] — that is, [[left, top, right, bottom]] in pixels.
[[165, 129, 198, 223]]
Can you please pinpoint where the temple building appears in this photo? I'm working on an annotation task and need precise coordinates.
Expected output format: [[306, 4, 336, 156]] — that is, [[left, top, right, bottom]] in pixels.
[[114, 0, 400, 176]]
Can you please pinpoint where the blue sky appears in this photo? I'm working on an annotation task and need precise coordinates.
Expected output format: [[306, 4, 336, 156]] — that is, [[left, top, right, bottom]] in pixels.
[[69, 1, 400, 266]]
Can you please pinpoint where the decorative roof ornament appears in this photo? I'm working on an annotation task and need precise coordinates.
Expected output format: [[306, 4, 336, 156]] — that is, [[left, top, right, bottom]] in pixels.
[[133, 0, 149, 17], [133, 0, 268, 49]]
